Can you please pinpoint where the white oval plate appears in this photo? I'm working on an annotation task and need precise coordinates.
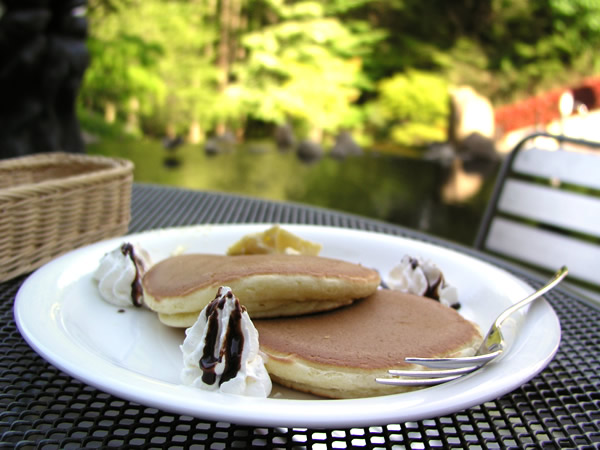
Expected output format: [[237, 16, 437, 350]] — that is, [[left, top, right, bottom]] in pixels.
[[14, 224, 560, 428]]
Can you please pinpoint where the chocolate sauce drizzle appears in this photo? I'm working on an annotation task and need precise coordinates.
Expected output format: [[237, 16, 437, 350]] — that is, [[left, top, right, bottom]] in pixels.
[[120, 243, 145, 307], [424, 275, 442, 301], [410, 259, 461, 309], [199, 287, 245, 387]]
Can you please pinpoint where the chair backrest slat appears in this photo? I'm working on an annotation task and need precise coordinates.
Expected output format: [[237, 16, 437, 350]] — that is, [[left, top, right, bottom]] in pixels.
[[512, 147, 600, 189], [487, 217, 600, 284], [498, 179, 600, 238], [486, 217, 600, 285]]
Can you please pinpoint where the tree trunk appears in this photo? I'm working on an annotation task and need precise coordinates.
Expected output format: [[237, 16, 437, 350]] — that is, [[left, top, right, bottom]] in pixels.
[[217, 0, 231, 92], [309, 127, 323, 143], [229, 0, 242, 63], [188, 121, 204, 144], [166, 123, 176, 139], [125, 97, 139, 134], [215, 0, 232, 134], [104, 101, 116, 123]]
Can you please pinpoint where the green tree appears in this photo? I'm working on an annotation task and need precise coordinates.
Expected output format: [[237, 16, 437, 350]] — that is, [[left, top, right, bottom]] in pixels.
[[233, 0, 384, 141], [79, 0, 600, 148], [366, 70, 449, 147], [83, 0, 219, 138], [82, 32, 165, 127], [483, 0, 600, 100]]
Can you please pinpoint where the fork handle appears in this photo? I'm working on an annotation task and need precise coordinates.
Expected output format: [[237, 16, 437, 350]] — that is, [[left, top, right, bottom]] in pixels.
[[494, 266, 568, 328]]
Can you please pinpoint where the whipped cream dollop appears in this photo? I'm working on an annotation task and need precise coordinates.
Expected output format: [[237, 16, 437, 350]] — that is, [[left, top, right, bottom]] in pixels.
[[94, 242, 152, 308], [181, 286, 272, 397], [387, 255, 460, 309]]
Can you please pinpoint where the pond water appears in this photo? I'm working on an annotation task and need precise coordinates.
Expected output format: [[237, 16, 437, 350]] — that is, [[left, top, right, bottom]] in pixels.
[[87, 138, 499, 246]]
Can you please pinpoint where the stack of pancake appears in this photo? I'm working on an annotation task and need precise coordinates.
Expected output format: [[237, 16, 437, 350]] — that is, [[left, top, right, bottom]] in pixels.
[[142, 251, 482, 399]]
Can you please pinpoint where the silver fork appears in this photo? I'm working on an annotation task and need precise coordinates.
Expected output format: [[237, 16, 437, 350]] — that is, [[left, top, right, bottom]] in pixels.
[[376, 266, 568, 387]]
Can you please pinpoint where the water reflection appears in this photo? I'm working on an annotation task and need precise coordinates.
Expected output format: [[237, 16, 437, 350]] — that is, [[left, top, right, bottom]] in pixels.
[[88, 139, 498, 245]]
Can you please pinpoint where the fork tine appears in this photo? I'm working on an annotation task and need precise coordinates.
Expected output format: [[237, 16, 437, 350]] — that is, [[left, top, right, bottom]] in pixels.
[[375, 374, 463, 386], [388, 365, 479, 378], [404, 350, 502, 369]]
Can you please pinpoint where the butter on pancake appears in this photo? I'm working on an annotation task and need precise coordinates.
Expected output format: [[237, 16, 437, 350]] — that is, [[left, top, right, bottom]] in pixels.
[[142, 253, 380, 327], [255, 289, 482, 399], [227, 225, 322, 256]]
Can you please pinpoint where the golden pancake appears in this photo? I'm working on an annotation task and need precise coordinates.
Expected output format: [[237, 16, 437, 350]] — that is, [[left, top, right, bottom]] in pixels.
[[142, 253, 380, 326], [255, 289, 482, 399]]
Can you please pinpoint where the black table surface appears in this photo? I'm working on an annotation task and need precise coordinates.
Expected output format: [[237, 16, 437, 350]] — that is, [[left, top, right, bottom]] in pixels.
[[1, 183, 599, 449]]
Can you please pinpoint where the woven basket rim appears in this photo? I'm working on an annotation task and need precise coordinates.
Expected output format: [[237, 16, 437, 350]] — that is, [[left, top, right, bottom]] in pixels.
[[0, 152, 134, 200]]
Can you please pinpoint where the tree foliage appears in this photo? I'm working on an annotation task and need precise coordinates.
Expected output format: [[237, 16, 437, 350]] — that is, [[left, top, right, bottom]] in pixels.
[[366, 70, 449, 146], [236, 1, 382, 136], [80, 0, 600, 146]]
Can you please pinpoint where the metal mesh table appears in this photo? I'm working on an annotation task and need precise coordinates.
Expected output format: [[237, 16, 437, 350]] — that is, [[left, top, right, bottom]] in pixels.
[[2, 183, 599, 448]]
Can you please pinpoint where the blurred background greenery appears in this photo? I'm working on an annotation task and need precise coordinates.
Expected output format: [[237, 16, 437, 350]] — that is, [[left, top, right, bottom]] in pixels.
[[80, 0, 600, 244]]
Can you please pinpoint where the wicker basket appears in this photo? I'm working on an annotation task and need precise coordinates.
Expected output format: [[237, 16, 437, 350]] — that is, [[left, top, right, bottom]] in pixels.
[[0, 152, 134, 282]]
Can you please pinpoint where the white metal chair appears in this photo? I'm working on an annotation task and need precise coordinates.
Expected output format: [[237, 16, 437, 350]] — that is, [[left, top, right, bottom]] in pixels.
[[474, 132, 600, 302]]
